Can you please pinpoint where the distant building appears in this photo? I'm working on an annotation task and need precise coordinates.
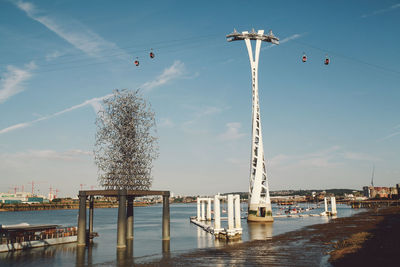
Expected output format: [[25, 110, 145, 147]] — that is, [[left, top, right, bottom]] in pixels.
[[0, 192, 48, 203], [363, 186, 398, 199]]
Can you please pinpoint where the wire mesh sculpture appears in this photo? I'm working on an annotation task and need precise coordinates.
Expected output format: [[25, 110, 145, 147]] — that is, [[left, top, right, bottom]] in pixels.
[[94, 89, 158, 190]]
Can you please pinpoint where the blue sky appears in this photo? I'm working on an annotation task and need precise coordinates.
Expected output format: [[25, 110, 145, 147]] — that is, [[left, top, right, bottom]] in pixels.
[[0, 0, 399, 197]]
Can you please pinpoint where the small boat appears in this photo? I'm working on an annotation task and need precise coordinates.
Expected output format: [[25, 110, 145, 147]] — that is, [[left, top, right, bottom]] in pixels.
[[0, 224, 79, 253]]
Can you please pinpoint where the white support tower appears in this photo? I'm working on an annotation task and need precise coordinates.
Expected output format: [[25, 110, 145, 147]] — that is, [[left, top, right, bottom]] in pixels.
[[227, 29, 279, 222]]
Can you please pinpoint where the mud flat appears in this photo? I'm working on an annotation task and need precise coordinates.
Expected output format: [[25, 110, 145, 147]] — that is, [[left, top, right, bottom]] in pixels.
[[135, 207, 400, 267]]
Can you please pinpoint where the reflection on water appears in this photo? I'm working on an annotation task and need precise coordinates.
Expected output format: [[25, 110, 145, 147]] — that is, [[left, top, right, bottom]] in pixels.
[[196, 223, 214, 248], [247, 221, 273, 240], [0, 203, 362, 266]]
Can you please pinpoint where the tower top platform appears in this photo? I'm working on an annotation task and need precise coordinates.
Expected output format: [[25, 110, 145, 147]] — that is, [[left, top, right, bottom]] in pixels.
[[226, 29, 279, 44]]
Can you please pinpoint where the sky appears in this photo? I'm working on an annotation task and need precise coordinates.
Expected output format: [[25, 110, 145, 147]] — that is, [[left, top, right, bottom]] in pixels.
[[0, 0, 399, 197]]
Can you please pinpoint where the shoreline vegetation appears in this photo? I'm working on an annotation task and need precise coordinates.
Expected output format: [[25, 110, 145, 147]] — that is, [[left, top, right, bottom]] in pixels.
[[0, 202, 149, 212], [136, 206, 400, 266]]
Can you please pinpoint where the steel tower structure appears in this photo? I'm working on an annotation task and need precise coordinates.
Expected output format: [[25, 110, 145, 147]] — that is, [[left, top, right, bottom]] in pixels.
[[226, 29, 279, 222]]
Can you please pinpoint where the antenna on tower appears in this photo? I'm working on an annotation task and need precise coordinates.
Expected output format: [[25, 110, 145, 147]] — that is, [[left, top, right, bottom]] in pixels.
[[371, 165, 375, 187]]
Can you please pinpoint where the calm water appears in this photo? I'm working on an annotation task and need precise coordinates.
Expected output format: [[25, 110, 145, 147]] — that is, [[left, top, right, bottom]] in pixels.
[[0, 203, 361, 266]]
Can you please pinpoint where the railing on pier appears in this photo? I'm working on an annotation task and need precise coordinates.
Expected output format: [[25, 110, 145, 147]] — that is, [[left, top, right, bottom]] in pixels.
[[0, 226, 77, 245], [349, 200, 400, 209]]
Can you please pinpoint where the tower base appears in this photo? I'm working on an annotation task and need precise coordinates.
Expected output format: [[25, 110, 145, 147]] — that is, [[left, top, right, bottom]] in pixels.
[[247, 213, 274, 222], [247, 204, 274, 222]]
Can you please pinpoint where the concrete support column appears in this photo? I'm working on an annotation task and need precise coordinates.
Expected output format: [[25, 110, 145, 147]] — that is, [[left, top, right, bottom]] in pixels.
[[117, 189, 127, 248], [214, 196, 221, 229], [201, 200, 205, 221], [234, 195, 241, 228], [77, 191, 87, 246], [89, 196, 94, 241], [197, 198, 200, 220], [324, 197, 328, 214], [207, 198, 212, 221], [227, 194, 234, 230], [162, 194, 170, 240], [331, 197, 337, 215], [127, 197, 134, 240], [76, 245, 86, 266]]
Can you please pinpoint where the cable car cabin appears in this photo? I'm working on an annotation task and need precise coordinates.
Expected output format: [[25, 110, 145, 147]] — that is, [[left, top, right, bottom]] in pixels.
[[134, 60, 139, 66], [150, 52, 155, 59], [324, 57, 330, 65], [302, 55, 307, 63]]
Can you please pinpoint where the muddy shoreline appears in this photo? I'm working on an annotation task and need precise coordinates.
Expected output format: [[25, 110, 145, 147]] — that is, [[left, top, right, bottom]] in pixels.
[[134, 207, 400, 266]]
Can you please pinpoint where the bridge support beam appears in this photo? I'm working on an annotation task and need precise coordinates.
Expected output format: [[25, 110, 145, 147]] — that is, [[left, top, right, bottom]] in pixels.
[[117, 189, 127, 248], [126, 197, 134, 240], [77, 191, 87, 246], [162, 194, 170, 240]]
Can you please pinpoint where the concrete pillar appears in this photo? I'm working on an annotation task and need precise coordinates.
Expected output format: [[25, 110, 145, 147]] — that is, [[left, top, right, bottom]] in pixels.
[[117, 189, 127, 248], [201, 200, 205, 221], [89, 196, 94, 241], [234, 195, 241, 228], [76, 245, 86, 266], [162, 240, 170, 253], [214, 195, 221, 230], [127, 197, 134, 240], [162, 194, 170, 240], [197, 198, 200, 220], [227, 194, 234, 230], [207, 198, 212, 221], [77, 191, 87, 246], [331, 197, 337, 215], [324, 197, 328, 214]]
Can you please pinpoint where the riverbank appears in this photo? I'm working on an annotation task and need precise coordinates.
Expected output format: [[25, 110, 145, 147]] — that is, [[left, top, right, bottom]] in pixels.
[[136, 207, 400, 266], [0, 202, 149, 212]]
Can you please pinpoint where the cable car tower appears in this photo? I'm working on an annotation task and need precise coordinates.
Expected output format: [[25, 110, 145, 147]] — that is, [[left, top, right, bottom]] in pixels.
[[226, 29, 279, 222]]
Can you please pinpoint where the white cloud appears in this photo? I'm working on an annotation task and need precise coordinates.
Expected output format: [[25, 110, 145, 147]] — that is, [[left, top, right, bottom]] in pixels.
[[268, 146, 378, 169], [378, 123, 400, 141], [341, 152, 379, 161], [263, 33, 303, 50], [380, 131, 400, 142], [0, 61, 37, 103], [45, 50, 63, 61], [0, 93, 112, 135], [2, 149, 92, 161], [16, 1, 128, 59], [0, 60, 184, 135], [142, 61, 185, 91], [181, 105, 224, 134], [219, 122, 246, 141], [158, 118, 175, 128], [0, 149, 96, 196], [362, 3, 400, 18]]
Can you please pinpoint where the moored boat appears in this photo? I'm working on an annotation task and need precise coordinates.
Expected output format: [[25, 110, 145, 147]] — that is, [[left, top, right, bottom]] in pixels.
[[0, 224, 78, 252]]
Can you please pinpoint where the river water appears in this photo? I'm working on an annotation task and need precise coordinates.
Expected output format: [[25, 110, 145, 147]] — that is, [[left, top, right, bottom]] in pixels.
[[0, 203, 360, 266]]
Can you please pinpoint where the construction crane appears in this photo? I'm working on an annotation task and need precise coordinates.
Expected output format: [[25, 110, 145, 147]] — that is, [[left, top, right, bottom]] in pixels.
[[27, 180, 47, 195], [9, 185, 19, 194]]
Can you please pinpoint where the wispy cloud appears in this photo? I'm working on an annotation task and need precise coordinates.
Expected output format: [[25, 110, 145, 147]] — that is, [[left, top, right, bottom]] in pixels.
[[0, 61, 37, 103], [378, 123, 400, 142], [219, 122, 246, 141], [15, 1, 128, 59], [45, 50, 63, 61], [158, 118, 175, 128], [263, 33, 303, 50], [142, 61, 185, 91], [0, 61, 185, 135], [380, 131, 400, 141], [362, 3, 400, 18], [269, 146, 379, 169], [0, 149, 92, 162], [0, 94, 112, 135]]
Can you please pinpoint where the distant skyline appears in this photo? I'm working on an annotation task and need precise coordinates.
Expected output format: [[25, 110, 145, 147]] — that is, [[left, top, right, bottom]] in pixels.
[[0, 0, 399, 197]]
